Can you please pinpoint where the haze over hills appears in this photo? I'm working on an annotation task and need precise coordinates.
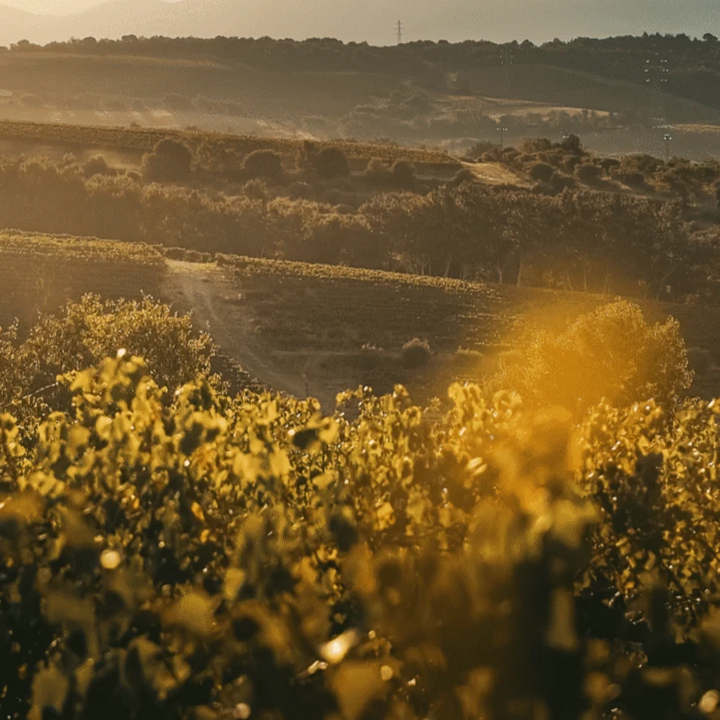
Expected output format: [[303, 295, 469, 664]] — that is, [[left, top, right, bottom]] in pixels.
[[1, 0, 719, 47]]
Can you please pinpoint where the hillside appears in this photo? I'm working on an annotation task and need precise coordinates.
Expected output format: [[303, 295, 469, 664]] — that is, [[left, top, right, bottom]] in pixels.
[[0, 119, 461, 171], [2, 39, 720, 159], [168, 254, 720, 406], [1, 234, 718, 407], [0, 230, 165, 324]]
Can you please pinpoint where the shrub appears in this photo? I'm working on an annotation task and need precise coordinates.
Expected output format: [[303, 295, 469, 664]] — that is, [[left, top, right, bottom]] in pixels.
[[390, 159, 416, 189], [242, 178, 270, 200], [1, 324, 720, 718], [242, 149, 284, 180], [364, 157, 390, 183], [560, 132, 583, 154], [529, 162, 555, 183], [615, 170, 645, 187], [493, 301, 692, 413], [0, 295, 214, 418], [82, 155, 114, 178], [142, 138, 194, 182], [313, 146, 351, 179], [575, 163, 604, 184], [402, 337, 433, 369], [465, 140, 496, 160], [550, 172, 576, 191], [600, 157, 621, 173]]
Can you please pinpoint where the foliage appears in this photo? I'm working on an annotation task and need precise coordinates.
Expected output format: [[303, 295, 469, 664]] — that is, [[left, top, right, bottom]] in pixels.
[[142, 138, 194, 182], [576, 163, 604, 184], [0, 120, 457, 169], [0, 145, 714, 302], [242, 149, 284, 180], [0, 295, 214, 421], [530, 162, 555, 183], [401, 337, 433, 369], [1, 335, 720, 718], [312, 147, 351, 180], [492, 301, 693, 413]]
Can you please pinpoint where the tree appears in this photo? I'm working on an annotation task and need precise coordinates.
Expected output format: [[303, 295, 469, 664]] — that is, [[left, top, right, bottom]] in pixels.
[[142, 138, 194, 182], [313, 147, 351, 180], [242, 149, 284, 180], [492, 301, 692, 413]]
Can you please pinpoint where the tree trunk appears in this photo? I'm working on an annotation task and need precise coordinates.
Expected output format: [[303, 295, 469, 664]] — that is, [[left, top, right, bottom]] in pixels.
[[565, 270, 575, 292]]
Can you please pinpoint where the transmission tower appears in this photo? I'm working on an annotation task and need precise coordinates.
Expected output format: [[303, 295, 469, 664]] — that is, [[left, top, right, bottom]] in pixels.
[[643, 56, 670, 126], [396, 20, 403, 45]]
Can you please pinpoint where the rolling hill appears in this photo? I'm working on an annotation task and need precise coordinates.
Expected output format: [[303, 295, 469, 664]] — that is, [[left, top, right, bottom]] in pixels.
[[1, 231, 718, 406]]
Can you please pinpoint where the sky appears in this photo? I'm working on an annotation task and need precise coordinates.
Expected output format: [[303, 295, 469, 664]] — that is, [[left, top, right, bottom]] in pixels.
[[3, 0, 105, 13], [1, 0, 719, 46]]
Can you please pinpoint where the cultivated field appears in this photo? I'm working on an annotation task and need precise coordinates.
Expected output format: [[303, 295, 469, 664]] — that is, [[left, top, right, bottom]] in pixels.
[[0, 230, 166, 324], [0, 119, 461, 172], [1, 234, 718, 404], [203, 254, 720, 404]]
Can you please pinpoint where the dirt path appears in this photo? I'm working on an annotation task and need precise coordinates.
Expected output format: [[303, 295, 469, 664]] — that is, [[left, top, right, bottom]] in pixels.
[[462, 161, 529, 186], [161, 260, 317, 403]]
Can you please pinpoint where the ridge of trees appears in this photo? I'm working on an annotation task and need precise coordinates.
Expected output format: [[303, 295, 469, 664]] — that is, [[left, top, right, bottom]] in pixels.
[[7, 33, 720, 109]]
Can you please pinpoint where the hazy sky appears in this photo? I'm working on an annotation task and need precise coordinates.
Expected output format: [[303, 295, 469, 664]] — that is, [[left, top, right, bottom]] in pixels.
[[4, 0, 107, 13], [2, 0, 719, 46]]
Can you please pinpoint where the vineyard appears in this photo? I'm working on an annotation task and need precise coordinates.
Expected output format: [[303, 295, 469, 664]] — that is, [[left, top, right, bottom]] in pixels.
[[0, 239, 719, 718], [216, 254, 720, 401], [0, 119, 461, 171], [1, 317, 720, 718], [0, 231, 166, 324]]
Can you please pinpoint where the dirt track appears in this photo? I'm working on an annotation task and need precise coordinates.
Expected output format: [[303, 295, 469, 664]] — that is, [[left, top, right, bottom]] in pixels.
[[161, 260, 318, 402]]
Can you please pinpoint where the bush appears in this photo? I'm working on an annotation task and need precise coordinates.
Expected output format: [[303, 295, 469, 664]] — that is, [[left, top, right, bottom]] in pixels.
[[1, 315, 720, 718], [615, 170, 646, 187], [364, 157, 390, 184], [242, 178, 269, 200], [313, 146, 351, 179], [82, 155, 114, 178], [0, 295, 214, 418], [560, 132, 583, 154], [493, 301, 692, 413], [142, 138, 194, 182], [402, 337, 433, 368], [390, 159, 416, 189], [529, 162, 555, 183], [242, 149, 284, 180], [550, 172, 576, 191], [600, 157, 621, 173], [575, 163, 604, 184]]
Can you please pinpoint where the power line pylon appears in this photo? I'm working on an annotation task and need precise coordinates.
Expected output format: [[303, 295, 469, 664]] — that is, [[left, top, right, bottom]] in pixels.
[[396, 20, 403, 45]]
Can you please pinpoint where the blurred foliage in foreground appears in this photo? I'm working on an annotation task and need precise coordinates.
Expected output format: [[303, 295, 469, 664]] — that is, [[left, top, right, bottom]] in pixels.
[[2, 300, 720, 720]]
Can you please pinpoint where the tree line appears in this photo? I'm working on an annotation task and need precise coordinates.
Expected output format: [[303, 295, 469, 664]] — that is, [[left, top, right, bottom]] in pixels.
[[0, 145, 714, 302], [8, 33, 720, 109]]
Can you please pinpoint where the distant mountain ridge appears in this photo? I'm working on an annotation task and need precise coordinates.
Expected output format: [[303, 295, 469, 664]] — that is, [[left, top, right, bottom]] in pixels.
[[1, 0, 719, 47]]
